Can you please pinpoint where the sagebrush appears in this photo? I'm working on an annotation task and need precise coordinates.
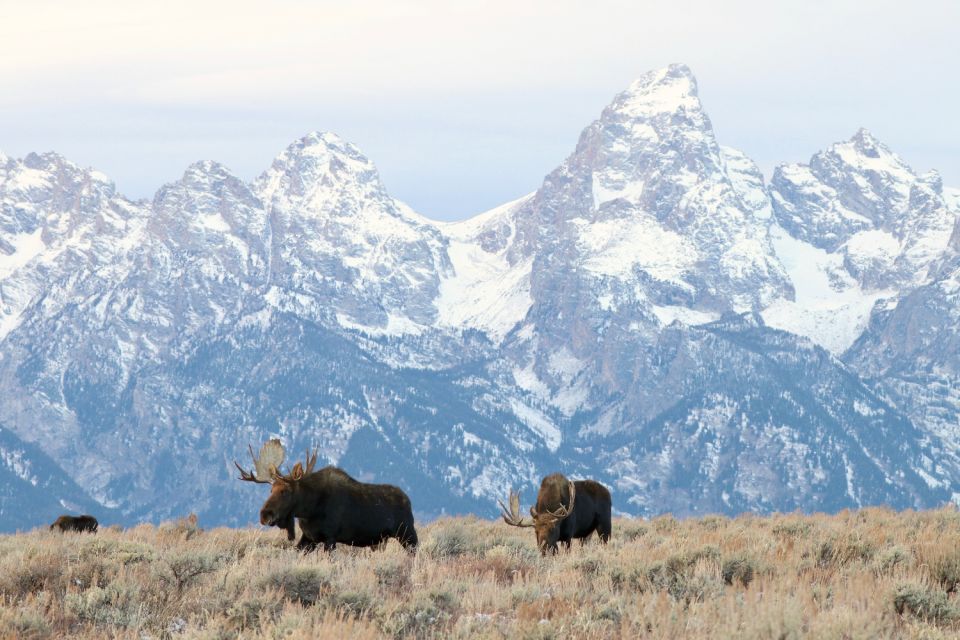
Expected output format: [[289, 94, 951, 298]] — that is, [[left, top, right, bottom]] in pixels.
[[2, 508, 960, 638]]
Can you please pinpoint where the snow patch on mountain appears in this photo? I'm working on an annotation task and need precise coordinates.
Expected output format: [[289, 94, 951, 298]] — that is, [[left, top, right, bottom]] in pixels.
[[652, 305, 719, 327], [0, 229, 44, 279], [436, 195, 534, 340], [619, 64, 702, 117], [0, 446, 38, 487], [509, 398, 561, 452], [575, 215, 697, 288], [946, 187, 960, 213], [762, 225, 894, 353]]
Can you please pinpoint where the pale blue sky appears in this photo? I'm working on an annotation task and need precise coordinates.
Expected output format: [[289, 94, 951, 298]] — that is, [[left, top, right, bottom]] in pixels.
[[1, 0, 957, 221]]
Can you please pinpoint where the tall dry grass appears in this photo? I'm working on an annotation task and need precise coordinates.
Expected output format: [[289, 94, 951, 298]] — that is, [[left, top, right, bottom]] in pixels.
[[2, 508, 960, 638]]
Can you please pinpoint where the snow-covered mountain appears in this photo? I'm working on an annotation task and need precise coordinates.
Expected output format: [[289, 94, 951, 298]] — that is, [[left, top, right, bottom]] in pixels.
[[0, 64, 957, 530], [763, 129, 957, 353], [846, 210, 960, 456]]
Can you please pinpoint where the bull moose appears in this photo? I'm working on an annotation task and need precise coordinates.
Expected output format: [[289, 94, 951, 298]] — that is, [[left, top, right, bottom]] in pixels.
[[50, 514, 99, 533], [500, 473, 611, 554], [235, 440, 418, 552]]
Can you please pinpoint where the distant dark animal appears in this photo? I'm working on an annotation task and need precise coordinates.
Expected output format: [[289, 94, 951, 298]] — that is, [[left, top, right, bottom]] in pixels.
[[235, 440, 418, 552], [500, 473, 611, 555], [50, 515, 98, 533]]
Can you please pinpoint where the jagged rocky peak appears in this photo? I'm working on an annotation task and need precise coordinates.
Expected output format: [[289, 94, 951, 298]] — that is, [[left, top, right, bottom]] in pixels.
[[0, 151, 133, 265], [246, 131, 450, 333], [847, 127, 890, 158], [152, 160, 267, 243], [575, 63, 725, 218], [770, 128, 957, 288], [610, 62, 703, 119], [1, 151, 116, 208], [772, 128, 923, 247], [254, 131, 393, 218], [510, 63, 788, 315], [177, 159, 241, 186], [157, 159, 259, 206], [815, 128, 920, 218]]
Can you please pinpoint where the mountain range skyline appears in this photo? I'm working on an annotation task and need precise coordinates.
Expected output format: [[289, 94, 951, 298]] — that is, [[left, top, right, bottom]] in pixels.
[[0, 63, 958, 531], [2, 1, 958, 220]]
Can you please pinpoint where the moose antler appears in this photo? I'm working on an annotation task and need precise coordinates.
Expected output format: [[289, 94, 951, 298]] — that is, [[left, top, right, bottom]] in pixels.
[[498, 488, 535, 528], [275, 447, 321, 482], [303, 448, 319, 474], [535, 481, 577, 526], [234, 439, 286, 484]]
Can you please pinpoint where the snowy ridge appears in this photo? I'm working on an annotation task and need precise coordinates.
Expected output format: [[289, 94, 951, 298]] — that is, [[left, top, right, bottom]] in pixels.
[[770, 129, 956, 290]]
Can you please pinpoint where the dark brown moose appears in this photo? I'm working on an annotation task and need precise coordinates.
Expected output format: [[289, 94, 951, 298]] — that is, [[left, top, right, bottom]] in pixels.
[[500, 473, 611, 555], [235, 440, 418, 552], [50, 515, 99, 533]]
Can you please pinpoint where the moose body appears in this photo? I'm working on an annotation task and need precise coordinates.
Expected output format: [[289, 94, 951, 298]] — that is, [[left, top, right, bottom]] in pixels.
[[50, 515, 98, 533], [501, 473, 612, 555], [266, 467, 418, 552], [236, 441, 418, 552], [535, 474, 611, 553]]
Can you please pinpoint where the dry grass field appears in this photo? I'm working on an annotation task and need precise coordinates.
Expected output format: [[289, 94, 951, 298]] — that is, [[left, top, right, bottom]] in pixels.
[[4, 508, 960, 638]]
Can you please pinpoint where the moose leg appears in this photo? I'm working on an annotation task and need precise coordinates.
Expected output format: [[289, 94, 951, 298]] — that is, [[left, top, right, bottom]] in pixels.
[[296, 536, 318, 552], [397, 523, 418, 552], [597, 520, 611, 544]]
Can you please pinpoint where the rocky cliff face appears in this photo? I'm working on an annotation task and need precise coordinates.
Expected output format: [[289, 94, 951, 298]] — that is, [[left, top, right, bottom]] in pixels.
[[0, 64, 957, 531]]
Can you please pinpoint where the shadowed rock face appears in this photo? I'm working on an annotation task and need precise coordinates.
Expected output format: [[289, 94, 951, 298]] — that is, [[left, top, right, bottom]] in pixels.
[[0, 64, 958, 531], [845, 226, 960, 449]]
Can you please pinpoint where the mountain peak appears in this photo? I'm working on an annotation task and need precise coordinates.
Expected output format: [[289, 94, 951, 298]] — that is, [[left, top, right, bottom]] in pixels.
[[849, 128, 885, 158], [267, 131, 378, 179], [9, 151, 115, 196], [183, 159, 237, 182], [281, 131, 363, 163], [255, 131, 388, 216], [613, 63, 701, 118], [829, 128, 908, 171], [156, 160, 246, 204]]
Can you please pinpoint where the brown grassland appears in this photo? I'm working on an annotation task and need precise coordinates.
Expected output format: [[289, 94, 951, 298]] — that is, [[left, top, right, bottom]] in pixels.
[[4, 508, 960, 638]]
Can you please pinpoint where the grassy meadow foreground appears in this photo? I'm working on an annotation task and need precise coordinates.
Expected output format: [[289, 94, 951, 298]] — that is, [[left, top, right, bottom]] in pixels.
[[4, 510, 960, 638]]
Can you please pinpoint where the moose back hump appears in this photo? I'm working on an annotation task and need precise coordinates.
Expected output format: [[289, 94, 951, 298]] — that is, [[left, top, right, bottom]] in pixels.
[[50, 515, 99, 533]]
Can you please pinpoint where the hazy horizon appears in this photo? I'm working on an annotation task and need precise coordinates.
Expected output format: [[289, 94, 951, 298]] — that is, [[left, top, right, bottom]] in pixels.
[[2, 0, 957, 221]]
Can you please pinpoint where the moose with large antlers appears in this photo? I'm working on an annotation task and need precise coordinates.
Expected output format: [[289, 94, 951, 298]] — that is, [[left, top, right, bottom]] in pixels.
[[500, 473, 611, 555], [235, 440, 418, 552]]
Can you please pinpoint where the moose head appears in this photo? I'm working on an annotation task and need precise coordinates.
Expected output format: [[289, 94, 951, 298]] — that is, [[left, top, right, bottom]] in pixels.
[[499, 480, 576, 555], [234, 439, 319, 540]]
